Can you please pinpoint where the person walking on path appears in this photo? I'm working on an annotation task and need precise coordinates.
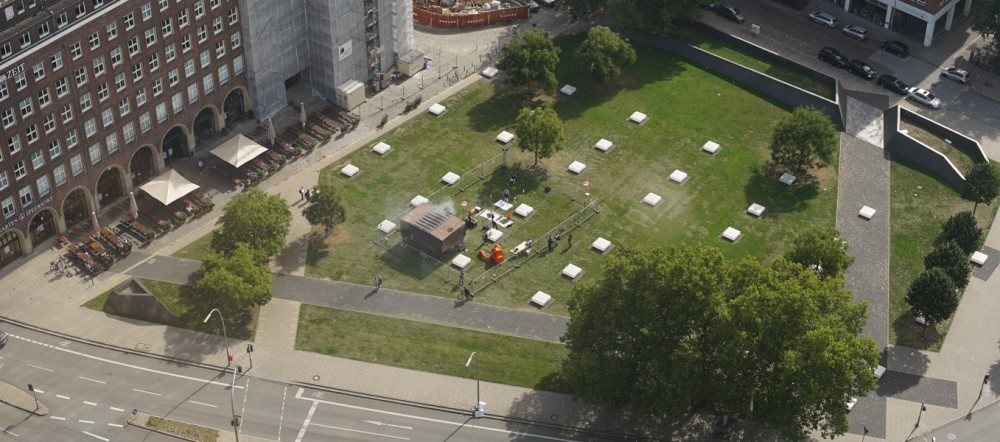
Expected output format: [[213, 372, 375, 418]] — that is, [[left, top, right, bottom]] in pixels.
[[197, 159, 205, 173], [374, 276, 382, 291], [463, 286, 474, 301], [459, 269, 465, 285], [299, 187, 306, 201]]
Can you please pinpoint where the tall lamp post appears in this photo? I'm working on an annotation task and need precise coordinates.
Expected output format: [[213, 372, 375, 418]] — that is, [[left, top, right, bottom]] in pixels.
[[465, 352, 484, 418], [204, 309, 239, 441]]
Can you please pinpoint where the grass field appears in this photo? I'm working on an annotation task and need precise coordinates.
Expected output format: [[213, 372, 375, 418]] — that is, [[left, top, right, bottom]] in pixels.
[[172, 231, 213, 261], [305, 36, 839, 313], [82, 278, 258, 341], [296, 304, 568, 390], [889, 158, 998, 350], [899, 121, 981, 175]]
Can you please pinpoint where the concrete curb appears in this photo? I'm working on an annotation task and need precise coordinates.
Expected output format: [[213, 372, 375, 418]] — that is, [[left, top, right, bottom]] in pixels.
[[0, 381, 48, 416]]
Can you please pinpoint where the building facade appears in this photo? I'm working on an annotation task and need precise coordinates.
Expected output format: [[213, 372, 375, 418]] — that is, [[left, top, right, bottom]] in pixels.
[[826, 0, 973, 47], [238, 0, 413, 119], [0, 0, 249, 270]]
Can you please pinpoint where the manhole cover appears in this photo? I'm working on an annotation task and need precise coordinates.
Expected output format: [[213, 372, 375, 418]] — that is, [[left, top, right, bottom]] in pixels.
[[550, 414, 558, 421], [313, 375, 320, 381]]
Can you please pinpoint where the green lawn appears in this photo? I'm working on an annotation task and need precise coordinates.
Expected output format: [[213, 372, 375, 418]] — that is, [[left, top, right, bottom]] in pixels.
[[296, 304, 568, 390], [306, 36, 838, 313], [172, 230, 214, 261], [673, 27, 836, 100], [899, 121, 980, 175], [889, 159, 998, 350], [82, 278, 258, 341]]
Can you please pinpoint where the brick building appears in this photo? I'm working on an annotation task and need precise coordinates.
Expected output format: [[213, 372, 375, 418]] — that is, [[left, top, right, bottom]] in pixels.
[[823, 0, 973, 47], [0, 0, 249, 270]]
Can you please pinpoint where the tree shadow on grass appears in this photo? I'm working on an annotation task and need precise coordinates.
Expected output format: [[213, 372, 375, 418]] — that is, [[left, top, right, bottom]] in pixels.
[[742, 164, 820, 218], [378, 240, 448, 283], [890, 310, 945, 352], [471, 163, 550, 206]]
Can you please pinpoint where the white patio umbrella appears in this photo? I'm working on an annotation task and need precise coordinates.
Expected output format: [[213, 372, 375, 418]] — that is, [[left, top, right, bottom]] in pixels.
[[129, 191, 139, 218], [267, 118, 276, 145], [91, 211, 100, 236], [211, 134, 268, 168], [300, 102, 307, 128], [138, 169, 200, 206]]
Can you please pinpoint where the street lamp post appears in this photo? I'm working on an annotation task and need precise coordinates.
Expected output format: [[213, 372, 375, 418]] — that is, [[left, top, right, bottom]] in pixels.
[[916, 401, 926, 427], [204, 309, 239, 441], [465, 352, 484, 418]]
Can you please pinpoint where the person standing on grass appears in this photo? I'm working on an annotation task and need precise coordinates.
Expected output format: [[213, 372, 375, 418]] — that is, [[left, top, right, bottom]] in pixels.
[[567, 234, 573, 248], [374, 276, 382, 291]]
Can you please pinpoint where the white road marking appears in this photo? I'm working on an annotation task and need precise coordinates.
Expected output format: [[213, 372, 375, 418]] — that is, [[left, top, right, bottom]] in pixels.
[[109, 407, 124, 412], [294, 388, 579, 442], [107, 423, 123, 428], [83, 431, 110, 441], [26, 364, 53, 372], [310, 423, 410, 440], [79, 376, 107, 384], [0, 362, 5, 370], [50, 416, 66, 421], [294, 399, 318, 442], [131, 388, 161, 397], [0, 427, 18, 437], [32, 389, 44, 394], [187, 400, 217, 408], [56, 395, 71, 400], [79, 419, 95, 424], [278, 386, 287, 441], [239, 377, 250, 435], [83, 401, 98, 406], [364, 420, 414, 430]]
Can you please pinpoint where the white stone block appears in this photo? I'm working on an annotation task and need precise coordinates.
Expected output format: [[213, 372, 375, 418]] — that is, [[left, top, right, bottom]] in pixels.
[[722, 227, 742, 242], [377, 220, 396, 234], [372, 142, 392, 155], [441, 172, 461, 185], [629, 111, 648, 124], [560, 84, 577, 96], [859, 206, 876, 220], [702, 140, 721, 155], [747, 203, 765, 217], [514, 203, 534, 218], [643, 193, 662, 207], [496, 131, 515, 144], [428, 103, 446, 116], [486, 228, 504, 242], [594, 138, 614, 152], [971, 251, 989, 266], [530, 291, 552, 307], [410, 195, 429, 207], [562, 263, 583, 279], [341, 164, 360, 177], [592, 237, 613, 253], [568, 161, 586, 174], [669, 170, 689, 184], [451, 254, 473, 269], [779, 173, 796, 185], [481, 67, 499, 78]]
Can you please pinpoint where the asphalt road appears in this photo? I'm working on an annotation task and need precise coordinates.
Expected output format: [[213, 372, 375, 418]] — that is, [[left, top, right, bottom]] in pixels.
[[0, 322, 609, 441]]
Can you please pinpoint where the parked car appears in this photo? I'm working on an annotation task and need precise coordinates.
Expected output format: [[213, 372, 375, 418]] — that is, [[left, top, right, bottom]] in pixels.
[[701, 0, 718, 10], [0, 331, 7, 350], [841, 24, 868, 41], [808, 11, 839, 28], [846, 397, 858, 411], [907, 87, 941, 109], [528, 1, 540, 12], [716, 5, 746, 24], [540, 0, 555, 6], [941, 67, 970, 84], [877, 74, 909, 95], [818, 46, 849, 69], [881, 40, 910, 58], [847, 59, 876, 80]]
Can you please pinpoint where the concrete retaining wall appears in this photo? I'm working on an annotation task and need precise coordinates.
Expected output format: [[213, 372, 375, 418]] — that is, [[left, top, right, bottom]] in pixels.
[[884, 106, 971, 190]]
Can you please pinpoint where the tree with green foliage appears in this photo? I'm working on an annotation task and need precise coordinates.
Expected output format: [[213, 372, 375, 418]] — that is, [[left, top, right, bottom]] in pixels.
[[961, 163, 1000, 215], [514, 106, 564, 165], [783, 226, 854, 279], [905, 268, 959, 328], [197, 244, 273, 308], [769, 107, 839, 174], [970, 0, 1000, 52], [575, 26, 637, 82], [938, 211, 983, 255], [211, 188, 292, 262], [497, 29, 561, 94], [561, 245, 879, 440], [561, 0, 701, 32], [924, 241, 972, 289], [303, 182, 347, 238]]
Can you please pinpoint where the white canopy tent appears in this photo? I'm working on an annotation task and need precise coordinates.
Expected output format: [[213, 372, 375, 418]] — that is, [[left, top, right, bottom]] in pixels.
[[212, 134, 269, 168], [139, 169, 201, 205]]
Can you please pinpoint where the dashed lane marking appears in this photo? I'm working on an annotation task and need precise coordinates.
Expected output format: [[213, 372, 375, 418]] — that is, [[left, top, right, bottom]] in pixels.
[[83, 401, 98, 406], [310, 423, 410, 440], [278, 386, 287, 441], [108, 423, 123, 428], [79, 419, 94, 424], [83, 431, 110, 441], [132, 388, 161, 397], [50, 416, 66, 421], [187, 400, 217, 408], [364, 420, 414, 430], [1, 428, 18, 437], [26, 364, 53, 372], [109, 407, 124, 412], [56, 395, 70, 400], [32, 389, 44, 394], [79, 376, 107, 384]]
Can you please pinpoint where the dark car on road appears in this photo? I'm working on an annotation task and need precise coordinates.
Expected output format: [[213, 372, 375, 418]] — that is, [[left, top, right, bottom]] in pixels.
[[880, 40, 910, 58], [818, 46, 848, 69], [847, 59, 876, 80], [876, 74, 909, 95], [716, 5, 746, 24], [0, 331, 8, 350]]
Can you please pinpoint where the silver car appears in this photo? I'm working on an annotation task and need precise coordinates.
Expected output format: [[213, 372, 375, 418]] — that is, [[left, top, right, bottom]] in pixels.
[[841, 25, 868, 41], [808, 11, 838, 28], [940, 67, 970, 84], [907, 87, 941, 109]]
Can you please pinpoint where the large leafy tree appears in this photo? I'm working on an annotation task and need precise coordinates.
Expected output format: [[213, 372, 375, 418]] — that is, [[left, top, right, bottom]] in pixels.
[[769, 107, 839, 174], [197, 244, 273, 308], [938, 211, 983, 255], [561, 0, 701, 32], [514, 106, 565, 165], [970, 0, 1000, 51], [211, 188, 292, 261], [562, 245, 879, 440], [497, 29, 561, 94], [575, 26, 637, 82], [961, 162, 1000, 215], [924, 241, 972, 289], [905, 268, 959, 327], [303, 181, 347, 237], [783, 226, 854, 279]]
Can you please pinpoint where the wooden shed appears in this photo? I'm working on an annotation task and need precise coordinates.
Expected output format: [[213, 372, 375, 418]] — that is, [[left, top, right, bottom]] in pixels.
[[400, 204, 466, 255]]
